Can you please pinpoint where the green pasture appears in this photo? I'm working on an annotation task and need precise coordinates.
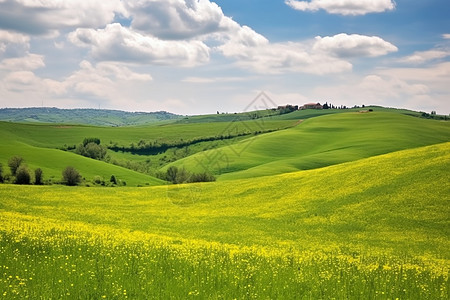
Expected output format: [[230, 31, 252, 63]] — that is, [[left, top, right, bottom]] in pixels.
[[167, 112, 450, 180]]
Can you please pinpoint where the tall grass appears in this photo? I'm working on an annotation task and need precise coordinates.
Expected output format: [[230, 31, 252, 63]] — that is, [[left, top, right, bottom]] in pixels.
[[0, 143, 449, 298], [1, 214, 447, 299]]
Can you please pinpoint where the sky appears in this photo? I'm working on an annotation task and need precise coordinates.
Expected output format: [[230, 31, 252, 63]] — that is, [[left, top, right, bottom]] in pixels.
[[0, 0, 449, 115]]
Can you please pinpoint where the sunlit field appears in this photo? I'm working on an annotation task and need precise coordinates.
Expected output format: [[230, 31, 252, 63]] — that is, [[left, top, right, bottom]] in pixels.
[[1, 143, 449, 298]]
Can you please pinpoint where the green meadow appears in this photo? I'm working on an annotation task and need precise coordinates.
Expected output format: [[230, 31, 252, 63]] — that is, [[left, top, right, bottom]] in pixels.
[[0, 142, 449, 298], [167, 111, 450, 179], [0, 107, 449, 298]]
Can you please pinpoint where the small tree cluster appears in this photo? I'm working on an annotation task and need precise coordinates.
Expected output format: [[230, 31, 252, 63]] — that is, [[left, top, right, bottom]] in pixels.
[[158, 166, 215, 184], [62, 166, 82, 186], [15, 165, 31, 184], [75, 137, 107, 160], [3, 156, 43, 185]]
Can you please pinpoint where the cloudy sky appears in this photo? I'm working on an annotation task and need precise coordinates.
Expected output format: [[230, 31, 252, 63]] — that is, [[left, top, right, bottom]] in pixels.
[[0, 0, 449, 115]]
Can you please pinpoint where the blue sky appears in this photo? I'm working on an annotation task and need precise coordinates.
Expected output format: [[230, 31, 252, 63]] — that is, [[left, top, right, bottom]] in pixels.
[[0, 0, 449, 115]]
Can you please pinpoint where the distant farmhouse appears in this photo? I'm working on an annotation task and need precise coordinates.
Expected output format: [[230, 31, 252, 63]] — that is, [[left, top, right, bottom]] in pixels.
[[275, 102, 332, 114], [301, 103, 323, 110]]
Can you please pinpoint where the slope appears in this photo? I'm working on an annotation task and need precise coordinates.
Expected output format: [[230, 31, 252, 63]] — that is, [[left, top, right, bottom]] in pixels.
[[0, 107, 181, 126], [0, 129, 164, 186], [165, 111, 450, 180], [0, 142, 448, 256]]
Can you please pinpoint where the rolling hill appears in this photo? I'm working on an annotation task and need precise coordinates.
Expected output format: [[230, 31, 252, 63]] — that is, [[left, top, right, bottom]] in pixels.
[[1, 141, 448, 256], [0, 107, 181, 126], [166, 111, 450, 180]]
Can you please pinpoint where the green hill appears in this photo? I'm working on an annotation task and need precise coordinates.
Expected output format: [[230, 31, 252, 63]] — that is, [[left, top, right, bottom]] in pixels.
[[166, 111, 450, 180], [1, 142, 448, 252], [0, 118, 294, 185], [0, 142, 448, 298], [0, 107, 181, 126]]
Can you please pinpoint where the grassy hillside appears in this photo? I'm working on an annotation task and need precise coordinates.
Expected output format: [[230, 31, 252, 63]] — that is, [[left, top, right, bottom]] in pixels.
[[0, 107, 181, 126], [167, 112, 450, 180], [0, 119, 295, 180], [0, 119, 294, 149], [0, 139, 164, 187], [0, 143, 448, 298], [1, 142, 448, 251]]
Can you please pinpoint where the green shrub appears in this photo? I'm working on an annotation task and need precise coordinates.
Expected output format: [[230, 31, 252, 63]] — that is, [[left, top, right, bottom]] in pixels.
[[34, 168, 43, 185], [15, 165, 31, 185], [8, 156, 23, 176], [62, 166, 82, 186]]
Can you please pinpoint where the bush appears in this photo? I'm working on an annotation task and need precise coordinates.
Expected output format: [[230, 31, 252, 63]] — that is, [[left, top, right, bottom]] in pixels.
[[15, 165, 31, 185], [93, 176, 105, 186], [62, 166, 82, 186], [76, 141, 107, 160], [190, 172, 216, 183], [8, 156, 23, 176], [0, 163, 3, 183], [160, 166, 216, 184], [83, 137, 101, 146], [34, 168, 43, 185]]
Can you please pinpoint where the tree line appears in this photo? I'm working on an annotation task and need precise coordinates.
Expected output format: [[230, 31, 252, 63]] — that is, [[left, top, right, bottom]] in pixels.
[[0, 155, 125, 187]]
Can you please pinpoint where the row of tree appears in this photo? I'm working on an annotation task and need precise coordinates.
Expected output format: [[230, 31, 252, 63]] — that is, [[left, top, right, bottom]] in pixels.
[[1, 155, 86, 186], [157, 166, 216, 184], [0, 156, 43, 185]]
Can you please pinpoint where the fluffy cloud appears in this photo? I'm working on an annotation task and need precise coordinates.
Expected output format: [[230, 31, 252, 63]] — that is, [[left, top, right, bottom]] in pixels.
[[69, 23, 210, 66], [400, 49, 450, 64], [125, 0, 232, 40], [285, 0, 396, 15], [0, 0, 126, 36], [218, 33, 397, 74], [0, 29, 30, 56], [0, 53, 44, 70], [313, 33, 398, 57]]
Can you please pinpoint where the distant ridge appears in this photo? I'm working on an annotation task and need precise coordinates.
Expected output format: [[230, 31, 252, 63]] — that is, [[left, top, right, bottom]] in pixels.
[[0, 107, 181, 126]]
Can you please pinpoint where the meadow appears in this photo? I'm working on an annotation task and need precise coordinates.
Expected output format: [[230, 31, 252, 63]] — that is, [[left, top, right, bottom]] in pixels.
[[1, 142, 449, 298], [167, 111, 450, 179], [0, 119, 294, 185]]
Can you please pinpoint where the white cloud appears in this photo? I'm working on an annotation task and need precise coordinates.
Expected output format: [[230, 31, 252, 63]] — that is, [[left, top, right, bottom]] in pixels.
[[0, 0, 126, 36], [313, 33, 398, 57], [400, 49, 450, 64], [64, 61, 153, 98], [125, 0, 232, 40], [218, 33, 397, 74], [285, 0, 396, 15], [0, 29, 30, 55], [313, 62, 450, 114], [69, 23, 210, 66], [0, 53, 44, 70], [442, 34, 450, 40]]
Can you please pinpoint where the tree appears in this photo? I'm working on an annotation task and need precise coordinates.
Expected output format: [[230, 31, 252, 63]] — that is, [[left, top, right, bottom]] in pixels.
[[76, 142, 107, 160], [166, 166, 179, 183], [190, 172, 216, 183], [83, 137, 101, 147], [15, 165, 31, 185], [110, 175, 117, 185], [62, 166, 82, 186], [0, 163, 4, 183], [34, 168, 43, 185], [8, 156, 23, 176]]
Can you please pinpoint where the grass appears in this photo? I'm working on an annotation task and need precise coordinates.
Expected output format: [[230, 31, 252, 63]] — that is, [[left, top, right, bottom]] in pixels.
[[0, 142, 449, 298], [0, 119, 294, 185], [166, 112, 450, 180]]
